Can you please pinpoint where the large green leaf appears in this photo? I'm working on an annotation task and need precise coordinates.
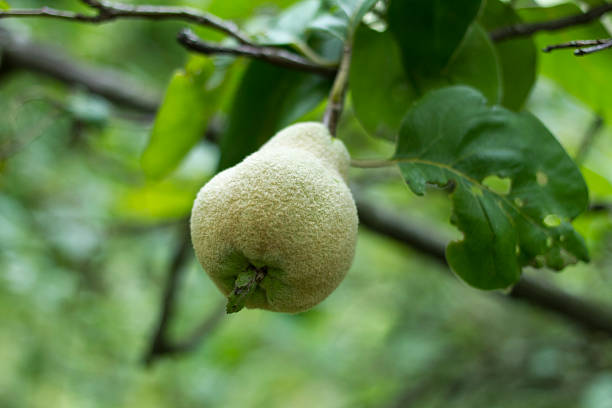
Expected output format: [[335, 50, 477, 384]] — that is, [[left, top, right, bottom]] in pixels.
[[387, 0, 483, 75], [479, 0, 537, 110], [216, 60, 331, 171], [349, 26, 417, 140], [445, 24, 502, 105], [350, 23, 501, 140], [141, 57, 222, 179], [518, 4, 612, 119], [395, 86, 589, 289]]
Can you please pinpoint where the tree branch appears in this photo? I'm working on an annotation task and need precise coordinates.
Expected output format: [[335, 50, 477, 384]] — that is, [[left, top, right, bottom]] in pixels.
[[574, 38, 612, 55], [355, 197, 612, 337], [177, 29, 336, 77], [0, 0, 252, 44], [0, 2, 336, 77], [543, 38, 612, 56], [142, 221, 227, 366], [490, 3, 612, 42], [143, 222, 192, 365], [0, 28, 160, 112], [575, 115, 605, 165]]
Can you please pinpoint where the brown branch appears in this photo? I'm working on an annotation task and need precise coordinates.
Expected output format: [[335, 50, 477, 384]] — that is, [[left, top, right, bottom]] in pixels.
[[543, 38, 612, 55], [0, 0, 252, 44], [575, 39, 612, 55], [490, 3, 612, 42], [177, 29, 336, 77], [589, 202, 612, 213], [0, 28, 160, 112], [143, 222, 192, 366], [166, 302, 226, 354], [0, 1, 335, 77], [575, 115, 604, 165], [142, 221, 227, 366], [355, 197, 612, 337]]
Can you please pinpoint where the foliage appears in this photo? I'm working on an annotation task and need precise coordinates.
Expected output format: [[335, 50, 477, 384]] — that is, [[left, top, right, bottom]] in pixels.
[[395, 86, 588, 289], [2, 0, 612, 406]]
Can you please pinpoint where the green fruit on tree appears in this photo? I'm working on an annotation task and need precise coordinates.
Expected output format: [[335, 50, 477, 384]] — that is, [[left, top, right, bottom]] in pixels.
[[190, 122, 358, 313]]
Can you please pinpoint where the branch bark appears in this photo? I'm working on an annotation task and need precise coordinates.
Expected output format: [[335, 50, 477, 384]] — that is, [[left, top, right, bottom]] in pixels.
[[0, 1, 335, 77], [490, 3, 612, 42], [177, 29, 336, 77], [0, 0, 252, 44], [143, 222, 192, 365], [543, 38, 612, 56], [0, 29, 160, 112]]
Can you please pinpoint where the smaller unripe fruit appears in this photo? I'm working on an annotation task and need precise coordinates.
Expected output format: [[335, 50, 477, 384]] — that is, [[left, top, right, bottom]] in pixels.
[[190, 122, 358, 313]]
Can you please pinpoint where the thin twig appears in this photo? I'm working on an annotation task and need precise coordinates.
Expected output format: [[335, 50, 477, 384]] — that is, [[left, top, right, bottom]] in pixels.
[[177, 29, 336, 77], [543, 39, 611, 52], [575, 115, 604, 165], [323, 41, 353, 136], [575, 39, 612, 55], [167, 302, 226, 354], [142, 221, 227, 365], [0, 0, 252, 44], [0, 1, 336, 76], [490, 3, 612, 42], [143, 222, 191, 366], [543, 38, 612, 56]]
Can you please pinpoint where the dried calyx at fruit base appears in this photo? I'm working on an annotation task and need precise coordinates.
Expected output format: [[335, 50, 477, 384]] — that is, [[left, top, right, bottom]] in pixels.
[[190, 122, 358, 313]]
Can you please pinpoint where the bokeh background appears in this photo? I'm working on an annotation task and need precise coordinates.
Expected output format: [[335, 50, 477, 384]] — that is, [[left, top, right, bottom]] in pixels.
[[1, 1, 612, 407]]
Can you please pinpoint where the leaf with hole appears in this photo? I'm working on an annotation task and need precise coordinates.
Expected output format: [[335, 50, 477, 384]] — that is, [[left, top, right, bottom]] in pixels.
[[395, 86, 589, 289]]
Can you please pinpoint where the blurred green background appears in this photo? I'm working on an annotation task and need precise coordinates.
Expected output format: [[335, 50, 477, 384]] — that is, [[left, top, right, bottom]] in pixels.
[[2, 1, 612, 407]]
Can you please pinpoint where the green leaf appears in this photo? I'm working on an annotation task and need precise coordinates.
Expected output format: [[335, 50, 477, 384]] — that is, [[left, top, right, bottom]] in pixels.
[[395, 86, 589, 289], [208, 0, 300, 19], [350, 23, 501, 140], [0, 1, 9, 10], [141, 57, 221, 180], [255, 0, 344, 64], [308, 13, 348, 40], [337, 0, 378, 30], [216, 60, 331, 171], [387, 0, 483, 75], [479, 0, 537, 110], [349, 26, 417, 140], [446, 24, 502, 105], [518, 3, 612, 120], [66, 92, 111, 126], [115, 178, 205, 220]]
